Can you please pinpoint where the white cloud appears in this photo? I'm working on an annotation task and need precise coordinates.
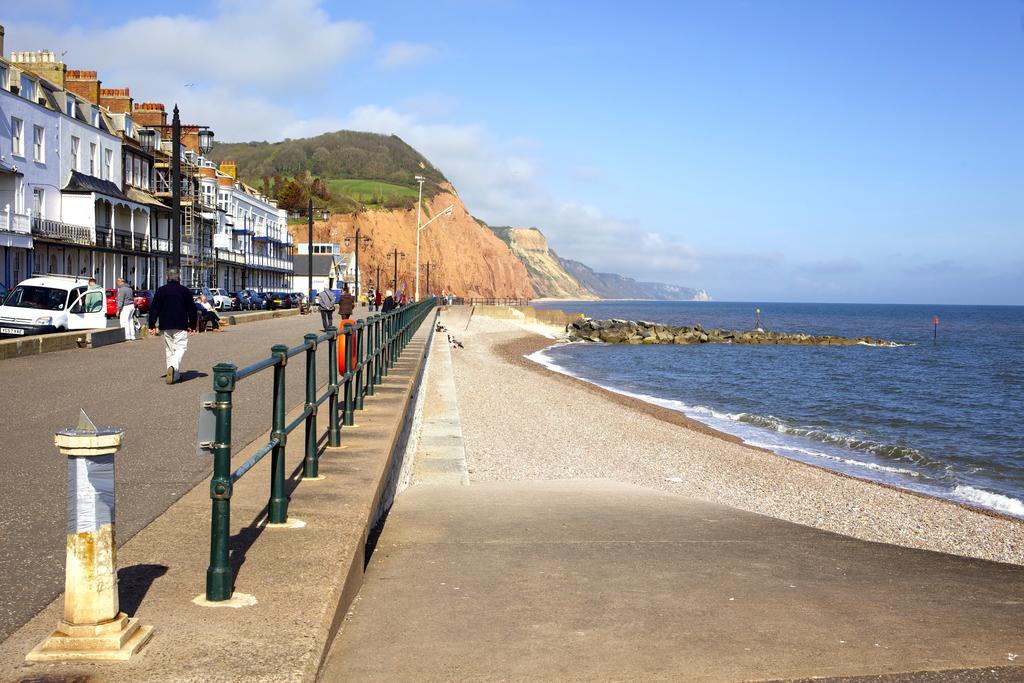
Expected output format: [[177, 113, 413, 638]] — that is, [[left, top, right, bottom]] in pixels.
[[340, 105, 702, 283], [8, 0, 370, 95], [378, 42, 439, 69]]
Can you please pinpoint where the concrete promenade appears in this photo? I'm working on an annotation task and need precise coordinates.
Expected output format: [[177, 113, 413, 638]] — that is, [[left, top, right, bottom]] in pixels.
[[323, 307, 1024, 681], [0, 307, 348, 641], [0, 306, 435, 680]]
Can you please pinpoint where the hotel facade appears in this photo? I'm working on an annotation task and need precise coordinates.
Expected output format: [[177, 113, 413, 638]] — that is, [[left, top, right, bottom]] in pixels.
[[0, 25, 293, 293]]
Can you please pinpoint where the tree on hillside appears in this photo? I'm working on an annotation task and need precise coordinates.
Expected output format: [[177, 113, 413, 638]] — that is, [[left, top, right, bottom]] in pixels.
[[311, 177, 331, 200], [277, 179, 309, 213]]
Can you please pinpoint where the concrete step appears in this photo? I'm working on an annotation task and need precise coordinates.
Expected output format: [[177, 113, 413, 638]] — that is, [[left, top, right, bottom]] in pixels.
[[323, 479, 1024, 681]]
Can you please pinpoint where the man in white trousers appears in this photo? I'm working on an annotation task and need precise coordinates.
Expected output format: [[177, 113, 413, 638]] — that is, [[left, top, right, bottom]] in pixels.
[[115, 278, 136, 341], [147, 268, 198, 384]]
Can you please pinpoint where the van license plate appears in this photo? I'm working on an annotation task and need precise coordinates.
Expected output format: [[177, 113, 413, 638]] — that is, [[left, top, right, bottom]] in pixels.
[[1, 327, 25, 335]]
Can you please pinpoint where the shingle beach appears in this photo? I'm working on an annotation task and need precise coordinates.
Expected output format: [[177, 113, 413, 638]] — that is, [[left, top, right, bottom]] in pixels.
[[447, 309, 1024, 566]]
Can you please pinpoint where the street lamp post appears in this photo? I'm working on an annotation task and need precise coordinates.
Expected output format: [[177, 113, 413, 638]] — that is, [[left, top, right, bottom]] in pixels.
[[344, 228, 371, 302], [426, 261, 430, 297], [414, 175, 453, 301], [171, 106, 181, 270], [389, 248, 405, 291]]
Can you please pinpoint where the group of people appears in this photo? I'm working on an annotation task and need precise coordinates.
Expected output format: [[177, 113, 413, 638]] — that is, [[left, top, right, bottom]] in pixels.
[[366, 287, 404, 313], [316, 284, 400, 331]]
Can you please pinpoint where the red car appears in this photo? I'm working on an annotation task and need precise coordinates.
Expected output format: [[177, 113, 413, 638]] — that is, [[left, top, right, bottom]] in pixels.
[[105, 289, 117, 317], [133, 290, 151, 314]]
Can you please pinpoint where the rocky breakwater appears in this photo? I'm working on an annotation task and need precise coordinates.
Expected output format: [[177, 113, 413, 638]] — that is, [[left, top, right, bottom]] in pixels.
[[566, 319, 899, 347]]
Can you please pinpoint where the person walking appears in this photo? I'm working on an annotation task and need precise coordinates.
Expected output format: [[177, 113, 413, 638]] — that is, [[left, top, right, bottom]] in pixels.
[[147, 268, 198, 384], [381, 289, 396, 313], [316, 287, 336, 330], [366, 287, 376, 312], [374, 288, 383, 312], [115, 278, 136, 341], [338, 284, 355, 320]]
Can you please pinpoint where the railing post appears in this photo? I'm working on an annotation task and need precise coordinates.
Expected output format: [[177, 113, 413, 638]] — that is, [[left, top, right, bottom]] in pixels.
[[207, 362, 236, 601], [365, 314, 376, 397], [374, 315, 384, 385], [354, 321, 366, 410], [303, 333, 319, 479], [382, 313, 391, 377], [268, 344, 288, 524], [327, 327, 340, 448], [343, 323, 355, 426]]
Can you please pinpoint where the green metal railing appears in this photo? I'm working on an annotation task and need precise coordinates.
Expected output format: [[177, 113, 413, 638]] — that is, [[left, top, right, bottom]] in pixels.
[[203, 297, 436, 601]]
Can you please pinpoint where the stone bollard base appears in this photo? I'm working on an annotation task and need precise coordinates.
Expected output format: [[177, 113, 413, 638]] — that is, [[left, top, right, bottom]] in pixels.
[[26, 612, 153, 662]]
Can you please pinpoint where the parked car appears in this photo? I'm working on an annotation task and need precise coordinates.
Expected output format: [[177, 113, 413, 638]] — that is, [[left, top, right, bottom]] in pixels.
[[208, 287, 233, 310], [289, 292, 304, 308], [0, 275, 107, 337], [133, 290, 152, 314], [266, 292, 292, 310], [251, 291, 271, 309], [105, 289, 117, 317], [236, 289, 264, 310], [226, 292, 242, 311]]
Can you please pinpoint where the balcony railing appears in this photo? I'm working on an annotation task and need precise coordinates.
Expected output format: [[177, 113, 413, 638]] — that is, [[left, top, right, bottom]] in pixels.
[[96, 229, 149, 252], [2, 208, 31, 235], [31, 217, 94, 247]]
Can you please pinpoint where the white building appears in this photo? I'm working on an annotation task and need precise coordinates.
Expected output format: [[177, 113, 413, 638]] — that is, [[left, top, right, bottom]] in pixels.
[[291, 242, 360, 294], [0, 54, 60, 287]]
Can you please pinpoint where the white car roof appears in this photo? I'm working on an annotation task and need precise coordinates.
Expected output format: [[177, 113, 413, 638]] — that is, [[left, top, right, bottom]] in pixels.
[[12, 276, 89, 291]]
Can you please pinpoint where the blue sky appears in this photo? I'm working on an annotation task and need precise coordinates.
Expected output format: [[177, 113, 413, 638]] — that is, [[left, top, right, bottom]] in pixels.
[[7, 1, 1023, 303]]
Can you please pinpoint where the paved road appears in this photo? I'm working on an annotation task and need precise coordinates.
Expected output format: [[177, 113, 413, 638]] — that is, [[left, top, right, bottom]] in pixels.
[[0, 307, 368, 642]]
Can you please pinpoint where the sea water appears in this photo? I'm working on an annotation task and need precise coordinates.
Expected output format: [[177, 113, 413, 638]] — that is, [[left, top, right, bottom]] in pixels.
[[530, 301, 1024, 517]]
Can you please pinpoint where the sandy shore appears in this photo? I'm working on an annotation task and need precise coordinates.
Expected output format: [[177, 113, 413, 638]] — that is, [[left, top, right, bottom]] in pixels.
[[445, 309, 1024, 566]]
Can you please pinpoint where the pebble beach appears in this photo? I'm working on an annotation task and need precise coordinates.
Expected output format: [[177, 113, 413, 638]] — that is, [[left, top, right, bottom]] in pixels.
[[446, 308, 1024, 566]]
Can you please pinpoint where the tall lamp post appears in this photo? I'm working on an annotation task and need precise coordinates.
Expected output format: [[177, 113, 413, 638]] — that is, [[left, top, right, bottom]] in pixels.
[[388, 248, 405, 291], [414, 175, 453, 301], [343, 228, 371, 302], [306, 200, 330, 301], [167, 106, 213, 276], [425, 261, 431, 298]]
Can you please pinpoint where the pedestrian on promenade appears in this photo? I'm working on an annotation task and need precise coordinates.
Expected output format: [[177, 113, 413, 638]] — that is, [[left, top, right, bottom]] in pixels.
[[338, 284, 355, 320], [381, 289, 396, 313], [317, 287, 336, 330], [115, 278, 136, 341], [147, 268, 198, 384], [367, 287, 376, 312], [398, 289, 408, 306], [374, 288, 383, 312]]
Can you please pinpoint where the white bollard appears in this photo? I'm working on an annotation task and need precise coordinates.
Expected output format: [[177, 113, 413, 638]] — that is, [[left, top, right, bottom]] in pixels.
[[27, 411, 153, 662]]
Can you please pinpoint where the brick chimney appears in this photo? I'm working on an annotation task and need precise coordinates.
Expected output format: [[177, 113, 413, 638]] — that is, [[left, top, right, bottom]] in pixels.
[[10, 50, 66, 89], [132, 102, 167, 127], [99, 87, 132, 114], [219, 161, 237, 179], [64, 70, 101, 104]]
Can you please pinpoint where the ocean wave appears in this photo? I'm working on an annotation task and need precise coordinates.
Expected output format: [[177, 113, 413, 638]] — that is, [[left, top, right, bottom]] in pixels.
[[952, 486, 1024, 517], [732, 413, 941, 468], [745, 441, 922, 477]]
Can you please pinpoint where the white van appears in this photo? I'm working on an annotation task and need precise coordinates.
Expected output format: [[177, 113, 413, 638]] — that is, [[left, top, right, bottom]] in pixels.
[[0, 275, 108, 338]]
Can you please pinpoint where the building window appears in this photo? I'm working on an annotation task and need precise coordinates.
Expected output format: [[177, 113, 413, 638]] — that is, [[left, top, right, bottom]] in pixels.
[[11, 117, 24, 157], [91, 107, 99, 127], [104, 148, 113, 180], [0, 65, 7, 92], [134, 157, 142, 187], [71, 136, 81, 170], [20, 75, 35, 102], [66, 98, 77, 118], [90, 143, 97, 175], [33, 125, 44, 162], [32, 188, 44, 217], [141, 160, 150, 189]]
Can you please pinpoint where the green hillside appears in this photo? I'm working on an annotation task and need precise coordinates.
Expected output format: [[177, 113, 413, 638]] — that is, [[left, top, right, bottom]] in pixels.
[[209, 130, 447, 213]]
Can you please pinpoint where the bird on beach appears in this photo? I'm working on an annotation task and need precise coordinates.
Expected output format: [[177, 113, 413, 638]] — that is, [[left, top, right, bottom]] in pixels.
[[447, 334, 464, 349]]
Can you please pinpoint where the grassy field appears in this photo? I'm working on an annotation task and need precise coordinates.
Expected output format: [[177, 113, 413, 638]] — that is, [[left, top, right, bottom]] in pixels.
[[328, 179, 419, 205]]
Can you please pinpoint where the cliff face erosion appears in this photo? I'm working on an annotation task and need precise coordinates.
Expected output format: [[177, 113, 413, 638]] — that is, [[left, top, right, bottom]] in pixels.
[[217, 129, 707, 300], [291, 186, 534, 299]]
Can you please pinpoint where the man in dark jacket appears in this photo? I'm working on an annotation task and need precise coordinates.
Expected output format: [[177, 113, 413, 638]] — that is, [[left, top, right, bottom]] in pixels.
[[381, 289, 396, 313], [337, 285, 355, 319], [148, 268, 198, 384]]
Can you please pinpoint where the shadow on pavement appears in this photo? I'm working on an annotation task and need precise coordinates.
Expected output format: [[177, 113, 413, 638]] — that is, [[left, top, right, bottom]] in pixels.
[[118, 563, 169, 616]]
